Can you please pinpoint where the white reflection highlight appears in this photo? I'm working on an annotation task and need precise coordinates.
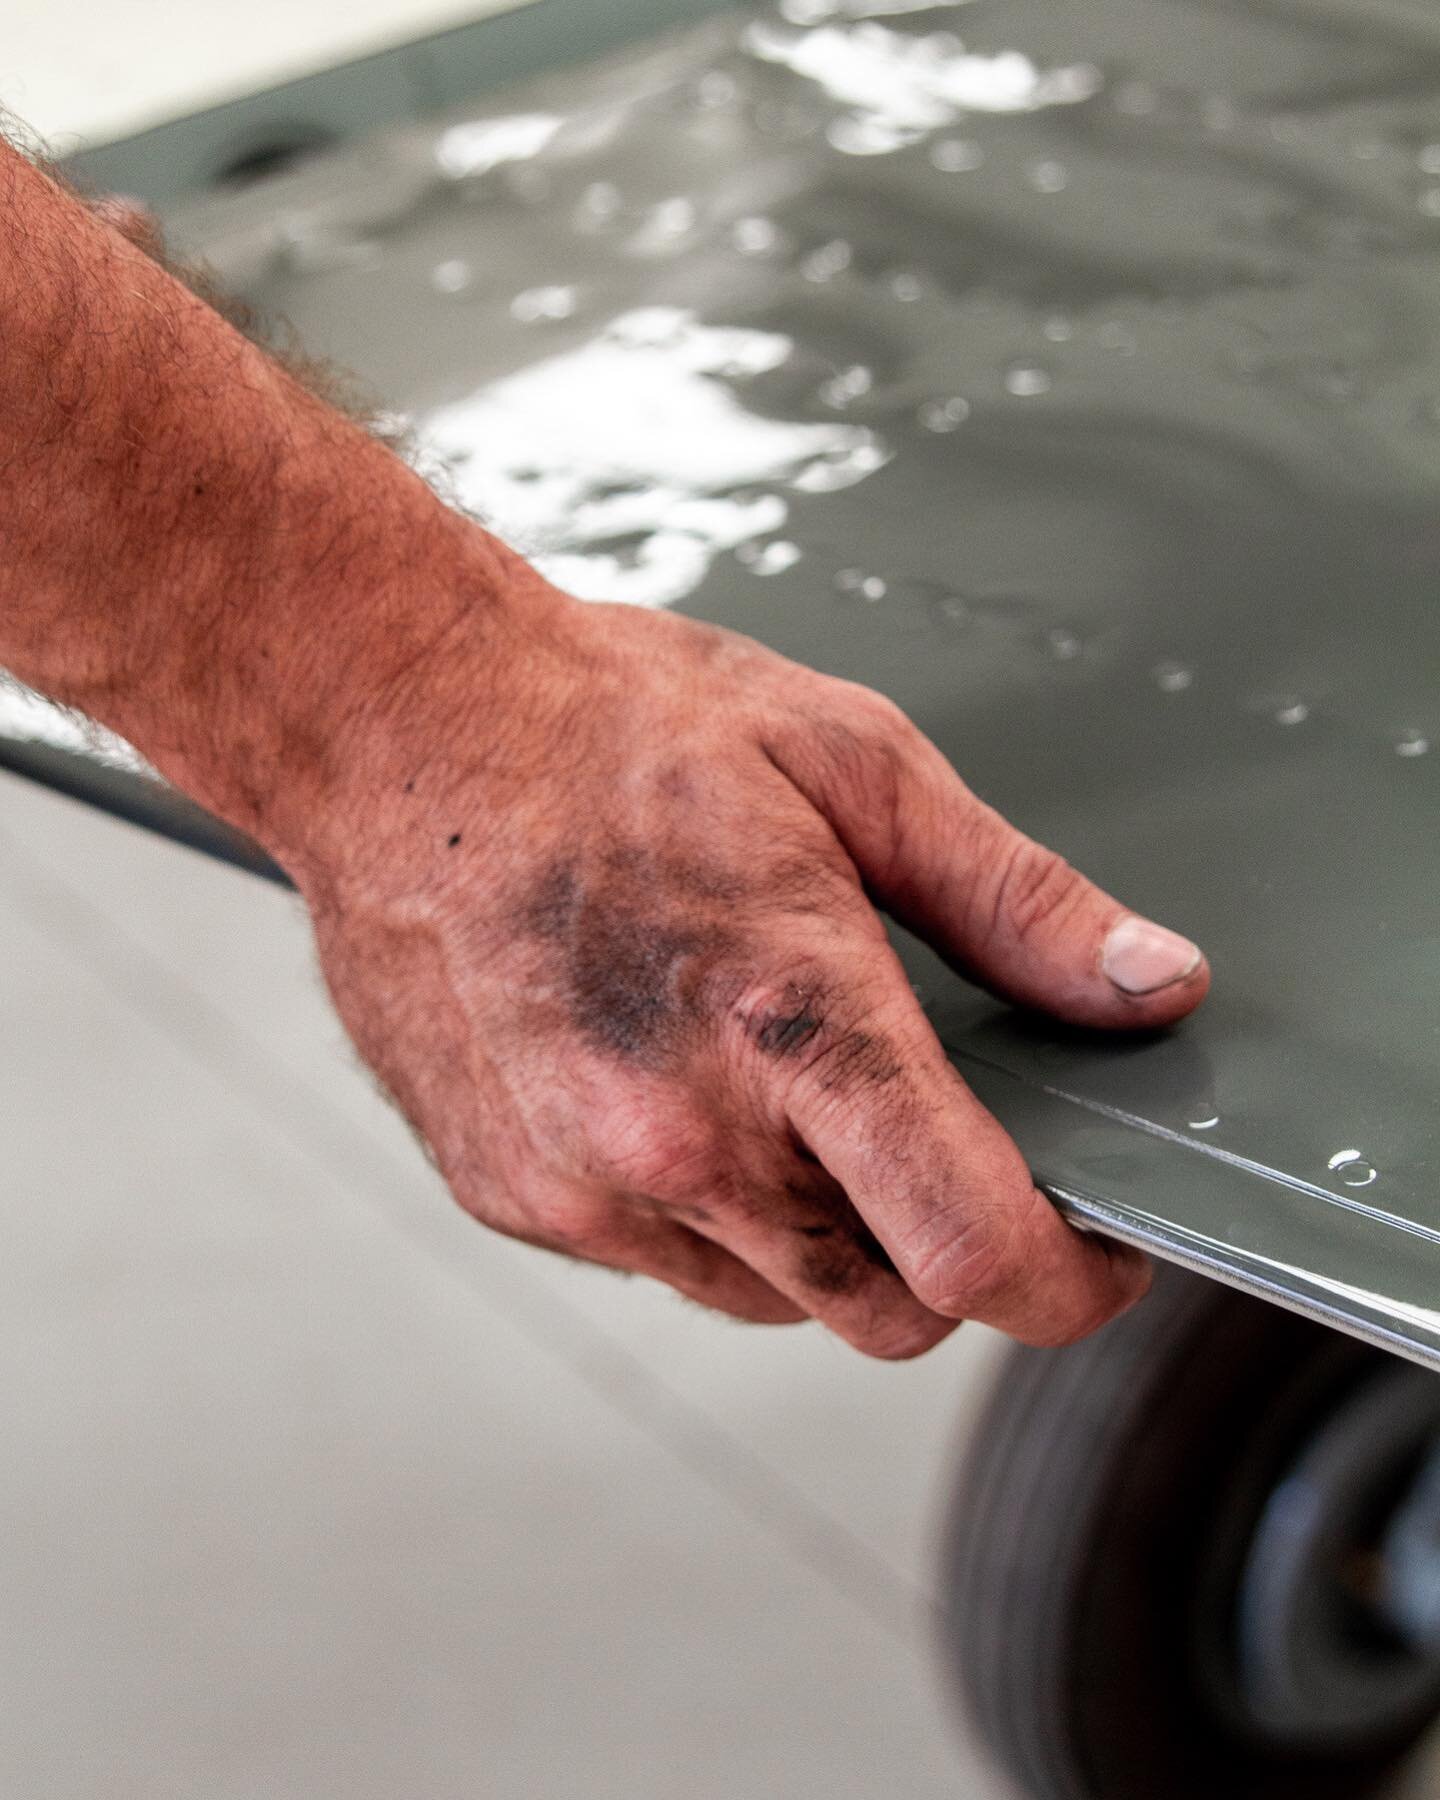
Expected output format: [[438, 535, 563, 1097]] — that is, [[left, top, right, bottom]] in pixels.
[[0, 681, 143, 769], [434, 114, 562, 179], [782, 0, 963, 20], [746, 20, 1101, 149], [419, 308, 886, 608]]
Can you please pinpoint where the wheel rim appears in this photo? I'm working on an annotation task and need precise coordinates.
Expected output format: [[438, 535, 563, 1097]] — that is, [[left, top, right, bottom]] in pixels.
[[1228, 1359, 1440, 1750]]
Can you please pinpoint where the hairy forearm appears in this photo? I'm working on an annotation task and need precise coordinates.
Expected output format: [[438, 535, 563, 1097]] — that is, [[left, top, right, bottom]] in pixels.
[[0, 144, 524, 863]]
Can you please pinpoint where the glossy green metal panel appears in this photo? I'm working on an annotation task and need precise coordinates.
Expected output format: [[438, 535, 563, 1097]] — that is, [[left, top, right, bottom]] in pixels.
[[18, 0, 1440, 1360]]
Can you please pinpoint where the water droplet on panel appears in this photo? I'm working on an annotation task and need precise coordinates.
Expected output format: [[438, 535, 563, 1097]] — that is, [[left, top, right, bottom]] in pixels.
[[918, 395, 971, 432], [889, 271, 923, 303], [738, 539, 802, 576], [732, 215, 782, 257], [1041, 314, 1074, 343], [836, 568, 887, 601], [793, 441, 889, 491], [931, 138, 985, 174], [819, 364, 874, 408], [802, 239, 854, 283], [649, 197, 699, 237], [828, 113, 924, 156], [1046, 627, 1083, 660], [576, 182, 624, 230], [1097, 320, 1137, 353], [1328, 1149, 1378, 1187], [696, 70, 739, 111], [1153, 660, 1194, 692], [1003, 362, 1052, 397], [1396, 729, 1430, 757], [430, 258, 474, 294], [1420, 189, 1440, 218], [510, 285, 579, 323], [1188, 1114, 1221, 1132], [1420, 144, 1440, 175], [1026, 159, 1070, 194]]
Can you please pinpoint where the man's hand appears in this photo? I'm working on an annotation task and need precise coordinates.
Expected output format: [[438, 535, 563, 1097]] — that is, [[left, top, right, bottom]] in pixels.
[[290, 580, 1207, 1359], [0, 144, 1208, 1357]]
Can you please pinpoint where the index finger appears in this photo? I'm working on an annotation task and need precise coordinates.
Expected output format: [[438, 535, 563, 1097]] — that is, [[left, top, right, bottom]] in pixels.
[[778, 964, 1150, 1345]]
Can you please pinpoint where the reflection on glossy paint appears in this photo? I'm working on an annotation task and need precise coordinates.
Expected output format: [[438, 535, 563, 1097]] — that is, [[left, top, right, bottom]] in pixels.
[[433, 114, 563, 180], [0, 682, 142, 771], [781, 0, 962, 21], [419, 308, 886, 606], [744, 18, 1101, 150], [105, 0, 1440, 1362]]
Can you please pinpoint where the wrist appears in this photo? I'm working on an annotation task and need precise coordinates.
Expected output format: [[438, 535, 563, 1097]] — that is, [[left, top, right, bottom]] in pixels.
[[140, 477, 561, 889]]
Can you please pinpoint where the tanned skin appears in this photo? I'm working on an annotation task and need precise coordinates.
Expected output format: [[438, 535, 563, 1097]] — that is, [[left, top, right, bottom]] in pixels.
[[0, 143, 1210, 1359]]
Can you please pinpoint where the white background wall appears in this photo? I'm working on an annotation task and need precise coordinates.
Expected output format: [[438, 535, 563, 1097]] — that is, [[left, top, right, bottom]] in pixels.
[[4, 0, 524, 148]]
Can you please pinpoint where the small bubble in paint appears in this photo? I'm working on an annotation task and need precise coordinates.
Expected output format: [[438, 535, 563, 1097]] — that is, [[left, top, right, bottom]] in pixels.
[[1396, 729, 1430, 757], [1275, 699, 1309, 726], [1154, 661, 1194, 693]]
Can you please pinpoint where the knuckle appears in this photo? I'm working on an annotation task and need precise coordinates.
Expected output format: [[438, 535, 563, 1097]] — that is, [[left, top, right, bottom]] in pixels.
[[590, 1098, 722, 1204], [841, 682, 912, 740], [796, 686, 915, 806], [906, 1210, 1018, 1318], [732, 974, 908, 1114], [988, 838, 1085, 944]]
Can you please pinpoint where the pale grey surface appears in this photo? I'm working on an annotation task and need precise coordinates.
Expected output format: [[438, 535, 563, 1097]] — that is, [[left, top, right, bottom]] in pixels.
[[0, 768, 1017, 1800]]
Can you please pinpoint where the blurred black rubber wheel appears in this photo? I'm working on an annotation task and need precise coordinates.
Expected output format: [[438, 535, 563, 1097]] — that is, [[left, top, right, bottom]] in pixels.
[[939, 1264, 1440, 1800]]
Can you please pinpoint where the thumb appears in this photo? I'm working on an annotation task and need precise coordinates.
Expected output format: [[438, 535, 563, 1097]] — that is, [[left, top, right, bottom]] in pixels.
[[772, 689, 1210, 1030]]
